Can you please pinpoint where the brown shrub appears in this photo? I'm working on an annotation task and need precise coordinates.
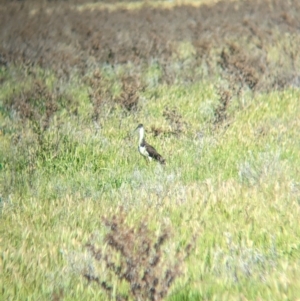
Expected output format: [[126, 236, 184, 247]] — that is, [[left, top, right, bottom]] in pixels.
[[84, 209, 194, 301], [115, 76, 142, 112], [5, 79, 58, 130], [163, 107, 186, 136], [214, 87, 232, 126]]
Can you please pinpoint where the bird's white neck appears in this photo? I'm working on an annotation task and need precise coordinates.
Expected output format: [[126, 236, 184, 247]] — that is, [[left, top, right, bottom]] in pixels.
[[138, 126, 145, 145]]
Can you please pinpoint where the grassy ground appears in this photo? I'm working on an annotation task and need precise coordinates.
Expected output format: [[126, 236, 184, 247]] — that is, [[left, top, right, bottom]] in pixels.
[[1, 0, 300, 300], [1, 66, 300, 300]]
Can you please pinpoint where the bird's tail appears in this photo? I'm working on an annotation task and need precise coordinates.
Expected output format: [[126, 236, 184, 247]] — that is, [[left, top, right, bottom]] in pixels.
[[150, 149, 166, 165], [158, 155, 166, 165]]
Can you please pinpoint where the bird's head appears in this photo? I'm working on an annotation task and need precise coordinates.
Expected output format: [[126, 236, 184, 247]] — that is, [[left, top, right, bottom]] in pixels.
[[135, 124, 144, 131]]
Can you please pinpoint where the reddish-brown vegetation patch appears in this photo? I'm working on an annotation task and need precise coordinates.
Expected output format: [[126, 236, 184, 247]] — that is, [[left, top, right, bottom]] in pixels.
[[84, 208, 194, 301], [1, 0, 300, 84], [1, 0, 300, 119]]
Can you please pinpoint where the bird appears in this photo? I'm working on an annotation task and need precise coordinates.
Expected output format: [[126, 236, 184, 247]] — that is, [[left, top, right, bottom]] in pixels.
[[135, 124, 166, 165]]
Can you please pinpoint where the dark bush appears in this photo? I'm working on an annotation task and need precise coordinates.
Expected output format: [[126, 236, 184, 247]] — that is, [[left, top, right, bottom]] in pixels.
[[84, 208, 193, 301]]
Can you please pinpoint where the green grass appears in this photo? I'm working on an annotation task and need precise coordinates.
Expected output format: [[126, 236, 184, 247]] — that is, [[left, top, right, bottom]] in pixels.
[[1, 62, 300, 300]]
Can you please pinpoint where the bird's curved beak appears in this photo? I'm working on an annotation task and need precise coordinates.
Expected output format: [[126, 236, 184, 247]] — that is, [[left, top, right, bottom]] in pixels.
[[134, 125, 141, 132], [131, 125, 139, 136]]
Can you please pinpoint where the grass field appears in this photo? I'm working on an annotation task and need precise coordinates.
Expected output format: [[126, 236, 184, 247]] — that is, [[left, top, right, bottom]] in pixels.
[[1, 0, 300, 300]]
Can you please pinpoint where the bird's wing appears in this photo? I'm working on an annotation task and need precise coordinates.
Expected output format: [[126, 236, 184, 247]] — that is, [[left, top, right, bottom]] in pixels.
[[145, 142, 166, 165]]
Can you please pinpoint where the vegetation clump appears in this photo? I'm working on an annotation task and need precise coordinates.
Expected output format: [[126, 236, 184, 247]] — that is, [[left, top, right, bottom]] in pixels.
[[83, 209, 193, 301]]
